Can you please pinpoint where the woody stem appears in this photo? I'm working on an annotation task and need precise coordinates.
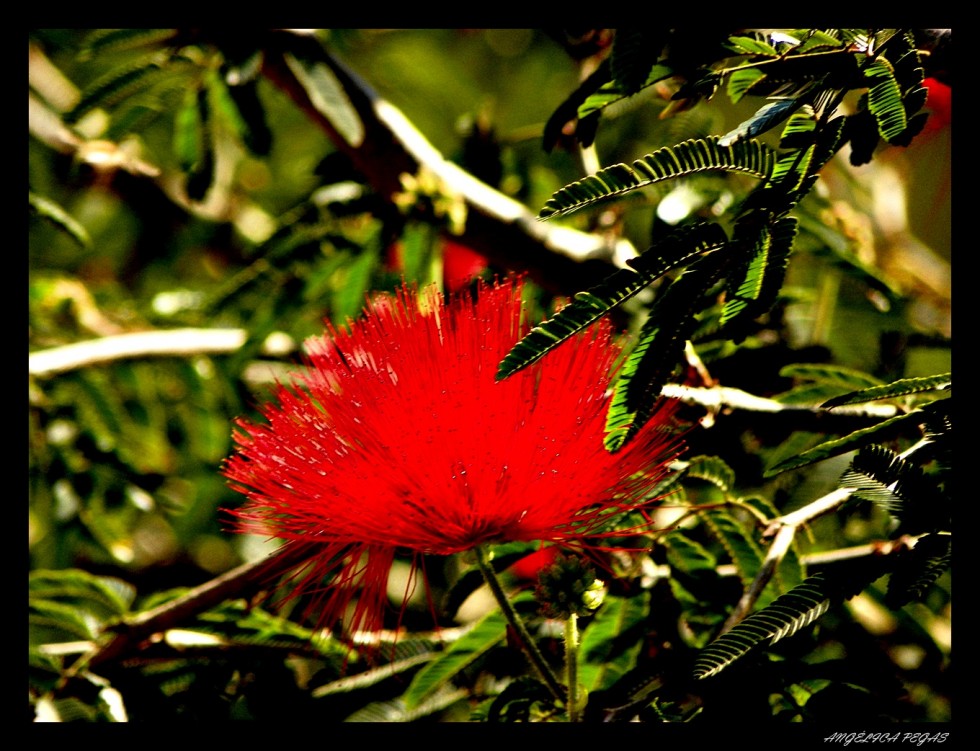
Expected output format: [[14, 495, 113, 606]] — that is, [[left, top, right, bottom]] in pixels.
[[565, 613, 581, 722], [474, 544, 565, 703]]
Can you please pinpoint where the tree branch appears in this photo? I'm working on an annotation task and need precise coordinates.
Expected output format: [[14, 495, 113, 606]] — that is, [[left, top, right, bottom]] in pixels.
[[27, 327, 899, 424], [77, 543, 310, 674], [260, 31, 634, 295], [661, 383, 899, 421], [719, 437, 934, 629], [29, 328, 249, 377]]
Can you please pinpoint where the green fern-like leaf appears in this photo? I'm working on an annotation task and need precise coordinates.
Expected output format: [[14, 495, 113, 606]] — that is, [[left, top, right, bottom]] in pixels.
[[863, 57, 907, 142], [496, 221, 727, 381], [30, 600, 101, 641], [767, 371, 950, 475], [725, 35, 780, 57], [64, 54, 171, 124], [495, 277, 647, 381], [731, 228, 771, 302], [821, 373, 950, 408], [719, 225, 770, 325], [726, 68, 769, 103], [579, 592, 650, 692], [173, 85, 206, 172], [780, 363, 884, 391], [610, 28, 669, 96], [764, 410, 925, 477], [840, 445, 914, 511], [769, 142, 817, 193], [878, 32, 928, 146], [677, 454, 737, 494], [726, 42, 860, 92], [542, 59, 612, 151], [884, 533, 951, 608], [720, 215, 798, 332], [538, 137, 775, 220], [794, 30, 847, 53], [29, 569, 136, 616], [842, 445, 948, 535], [227, 78, 273, 156], [778, 105, 818, 149], [402, 596, 532, 709], [204, 67, 249, 143], [719, 97, 808, 147], [605, 251, 731, 451], [576, 63, 676, 121], [345, 687, 469, 722], [629, 222, 730, 277], [694, 574, 831, 679], [769, 114, 843, 197], [283, 52, 364, 148], [30, 569, 136, 644], [663, 531, 718, 573], [768, 115, 847, 195], [29, 191, 91, 248], [313, 653, 436, 698], [701, 508, 766, 589], [78, 28, 178, 58], [604, 317, 674, 452]]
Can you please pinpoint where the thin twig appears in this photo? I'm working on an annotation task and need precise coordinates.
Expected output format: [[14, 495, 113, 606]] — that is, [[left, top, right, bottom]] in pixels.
[[474, 544, 565, 703], [641, 538, 922, 585], [720, 437, 935, 630], [660, 383, 899, 420]]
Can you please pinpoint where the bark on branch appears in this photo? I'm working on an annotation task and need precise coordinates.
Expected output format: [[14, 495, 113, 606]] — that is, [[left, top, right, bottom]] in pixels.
[[260, 31, 634, 295]]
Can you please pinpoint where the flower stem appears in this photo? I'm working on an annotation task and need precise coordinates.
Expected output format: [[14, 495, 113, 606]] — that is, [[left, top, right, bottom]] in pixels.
[[474, 544, 565, 703], [564, 613, 581, 722]]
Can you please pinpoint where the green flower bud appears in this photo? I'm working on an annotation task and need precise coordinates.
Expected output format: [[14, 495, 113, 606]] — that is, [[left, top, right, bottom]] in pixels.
[[534, 553, 606, 619]]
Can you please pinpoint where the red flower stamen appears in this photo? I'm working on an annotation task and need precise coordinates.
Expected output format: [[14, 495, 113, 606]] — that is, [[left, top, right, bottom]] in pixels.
[[223, 277, 683, 640]]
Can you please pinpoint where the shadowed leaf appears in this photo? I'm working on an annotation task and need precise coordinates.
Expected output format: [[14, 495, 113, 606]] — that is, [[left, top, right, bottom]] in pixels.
[[539, 137, 774, 220], [821, 373, 950, 409], [764, 411, 925, 476], [694, 574, 832, 679], [284, 53, 364, 147], [29, 192, 91, 248], [496, 222, 727, 381], [402, 596, 533, 709]]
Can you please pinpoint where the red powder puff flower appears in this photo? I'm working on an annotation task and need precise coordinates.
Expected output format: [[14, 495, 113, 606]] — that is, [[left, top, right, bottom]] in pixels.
[[441, 239, 489, 292], [223, 277, 683, 641], [922, 77, 951, 136]]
